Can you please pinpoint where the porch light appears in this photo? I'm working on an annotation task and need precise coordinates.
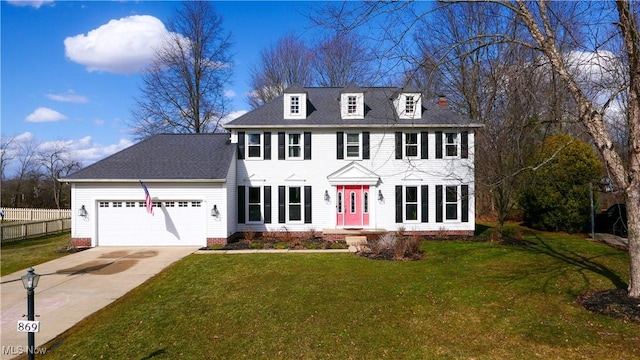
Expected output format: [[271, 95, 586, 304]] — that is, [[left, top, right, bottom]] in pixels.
[[21, 267, 40, 290], [378, 190, 384, 202], [211, 205, 220, 218], [324, 190, 330, 203], [78, 205, 88, 218], [21, 267, 40, 360]]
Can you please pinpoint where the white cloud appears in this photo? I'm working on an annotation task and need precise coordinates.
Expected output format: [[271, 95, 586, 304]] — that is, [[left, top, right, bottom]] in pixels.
[[224, 89, 237, 98], [7, 0, 54, 9], [25, 107, 68, 123], [40, 136, 134, 168], [46, 91, 89, 103], [221, 110, 247, 125], [64, 15, 169, 74]]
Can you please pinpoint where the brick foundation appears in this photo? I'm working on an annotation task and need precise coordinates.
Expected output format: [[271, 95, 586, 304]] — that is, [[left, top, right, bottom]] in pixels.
[[71, 237, 91, 247], [207, 237, 228, 247]]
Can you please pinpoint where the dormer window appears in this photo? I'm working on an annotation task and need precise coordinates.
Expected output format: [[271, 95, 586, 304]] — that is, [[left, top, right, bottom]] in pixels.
[[396, 93, 422, 119], [284, 92, 307, 119], [341, 93, 364, 119], [290, 96, 300, 114]]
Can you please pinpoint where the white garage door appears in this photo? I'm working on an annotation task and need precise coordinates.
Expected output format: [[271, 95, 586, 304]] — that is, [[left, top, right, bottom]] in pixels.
[[97, 200, 206, 246]]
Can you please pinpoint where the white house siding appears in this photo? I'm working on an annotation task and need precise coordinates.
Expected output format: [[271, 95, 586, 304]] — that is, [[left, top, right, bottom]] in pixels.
[[70, 182, 228, 247], [233, 127, 475, 235]]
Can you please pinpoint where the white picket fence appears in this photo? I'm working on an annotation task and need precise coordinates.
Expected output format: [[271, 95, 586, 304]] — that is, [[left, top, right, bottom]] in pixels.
[[1, 218, 72, 242], [1, 207, 71, 221]]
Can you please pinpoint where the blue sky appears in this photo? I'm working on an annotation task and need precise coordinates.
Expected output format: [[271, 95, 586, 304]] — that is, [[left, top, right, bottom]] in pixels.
[[1, 0, 322, 173]]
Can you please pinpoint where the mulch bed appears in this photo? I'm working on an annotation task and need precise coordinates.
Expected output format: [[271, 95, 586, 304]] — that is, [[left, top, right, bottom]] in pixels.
[[577, 289, 640, 323]]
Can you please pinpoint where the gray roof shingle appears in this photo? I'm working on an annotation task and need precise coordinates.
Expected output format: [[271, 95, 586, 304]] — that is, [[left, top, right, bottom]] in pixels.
[[225, 86, 479, 128], [62, 133, 234, 181]]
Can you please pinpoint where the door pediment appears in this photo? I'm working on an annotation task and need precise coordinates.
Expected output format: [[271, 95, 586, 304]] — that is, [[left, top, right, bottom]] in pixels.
[[327, 162, 380, 185]]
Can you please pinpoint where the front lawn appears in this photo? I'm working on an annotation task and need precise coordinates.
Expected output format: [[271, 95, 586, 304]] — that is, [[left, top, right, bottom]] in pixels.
[[38, 226, 638, 359], [1, 233, 72, 276]]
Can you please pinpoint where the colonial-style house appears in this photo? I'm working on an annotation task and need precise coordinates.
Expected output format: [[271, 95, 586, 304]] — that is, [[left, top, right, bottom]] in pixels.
[[62, 85, 481, 247]]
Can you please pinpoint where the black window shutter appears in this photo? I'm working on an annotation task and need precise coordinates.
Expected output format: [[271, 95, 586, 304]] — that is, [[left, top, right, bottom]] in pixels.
[[363, 132, 370, 159], [337, 132, 344, 159], [435, 185, 443, 222], [421, 185, 429, 223], [304, 132, 311, 160], [237, 186, 245, 224], [238, 132, 245, 160], [304, 186, 312, 223], [461, 131, 469, 159], [278, 186, 286, 223], [264, 186, 272, 224], [395, 132, 402, 159], [278, 132, 285, 160], [435, 131, 443, 159], [395, 185, 403, 223], [421, 131, 429, 159], [461, 185, 469, 222], [264, 132, 271, 160]]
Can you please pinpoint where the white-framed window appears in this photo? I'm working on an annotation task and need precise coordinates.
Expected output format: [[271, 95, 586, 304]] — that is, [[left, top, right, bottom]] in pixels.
[[405, 186, 418, 221], [165, 201, 175, 207], [445, 186, 458, 220], [406, 95, 415, 115], [288, 186, 302, 222], [113, 202, 122, 208], [290, 96, 300, 114], [139, 201, 145, 208], [99, 201, 109, 208], [347, 95, 357, 115], [337, 191, 343, 214], [349, 191, 356, 213], [248, 187, 262, 222], [405, 133, 418, 157], [126, 201, 135, 207], [178, 201, 188, 207], [192, 201, 201, 207], [346, 133, 361, 158], [247, 133, 262, 159], [152, 201, 161, 207], [445, 133, 458, 157], [288, 133, 302, 159]]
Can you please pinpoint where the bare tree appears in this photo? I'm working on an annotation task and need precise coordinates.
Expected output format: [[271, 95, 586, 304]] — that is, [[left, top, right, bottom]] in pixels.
[[12, 135, 41, 207], [0, 135, 16, 181], [312, 32, 375, 87], [131, 1, 233, 139], [38, 142, 81, 209], [247, 34, 314, 108]]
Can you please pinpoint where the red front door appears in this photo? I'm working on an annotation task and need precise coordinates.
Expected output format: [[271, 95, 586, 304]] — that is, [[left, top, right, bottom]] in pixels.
[[336, 185, 370, 227]]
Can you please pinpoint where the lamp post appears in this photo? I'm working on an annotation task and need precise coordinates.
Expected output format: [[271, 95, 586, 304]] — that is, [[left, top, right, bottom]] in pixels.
[[21, 267, 40, 360]]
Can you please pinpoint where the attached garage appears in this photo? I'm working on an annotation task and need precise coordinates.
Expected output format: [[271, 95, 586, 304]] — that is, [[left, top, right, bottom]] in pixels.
[[60, 134, 237, 247], [96, 200, 206, 246]]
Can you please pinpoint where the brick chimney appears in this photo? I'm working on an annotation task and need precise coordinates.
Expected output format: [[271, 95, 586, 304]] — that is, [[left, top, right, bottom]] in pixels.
[[437, 95, 448, 108]]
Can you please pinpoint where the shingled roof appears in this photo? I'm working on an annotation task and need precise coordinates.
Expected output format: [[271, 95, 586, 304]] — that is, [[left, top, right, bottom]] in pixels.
[[61, 133, 234, 182], [225, 86, 480, 128]]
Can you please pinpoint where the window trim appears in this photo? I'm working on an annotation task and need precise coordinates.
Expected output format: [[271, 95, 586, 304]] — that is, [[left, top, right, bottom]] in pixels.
[[287, 133, 302, 160], [445, 185, 458, 221], [288, 186, 302, 222], [345, 132, 361, 159], [405, 186, 419, 222], [247, 186, 262, 223], [444, 132, 459, 158], [247, 132, 263, 159], [405, 132, 418, 158]]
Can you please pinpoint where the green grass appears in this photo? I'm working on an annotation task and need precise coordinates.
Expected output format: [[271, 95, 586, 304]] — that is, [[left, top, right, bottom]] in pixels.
[[1, 233, 72, 276], [35, 226, 640, 359]]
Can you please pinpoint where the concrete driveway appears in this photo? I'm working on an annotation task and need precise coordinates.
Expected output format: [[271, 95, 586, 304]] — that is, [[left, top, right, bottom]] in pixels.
[[0, 246, 198, 359]]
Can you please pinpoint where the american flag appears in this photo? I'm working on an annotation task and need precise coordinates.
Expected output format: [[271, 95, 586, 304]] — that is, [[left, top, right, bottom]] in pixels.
[[140, 181, 154, 215]]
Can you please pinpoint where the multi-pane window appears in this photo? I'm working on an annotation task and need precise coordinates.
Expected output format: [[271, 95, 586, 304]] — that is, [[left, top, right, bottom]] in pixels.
[[178, 201, 188, 207], [248, 133, 261, 158], [289, 187, 301, 221], [350, 192, 356, 213], [139, 201, 145, 208], [406, 187, 418, 221], [363, 191, 369, 213], [445, 133, 458, 157], [113, 202, 122, 207], [290, 96, 300, 114], [446, 186, 458, 220], [405, 133, 418, 157], [405, 95, 415, 115], [165, 201, 175, 207], [346, 133, 360, 158], [347, 95, 357, 114], [192, 201, 201, 207], [126, 202, 136, 207], [288, 133, 301, 158], [248, 187, 262, 222], [337, 192, 343, 214], [99, 201, 109, 208]]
